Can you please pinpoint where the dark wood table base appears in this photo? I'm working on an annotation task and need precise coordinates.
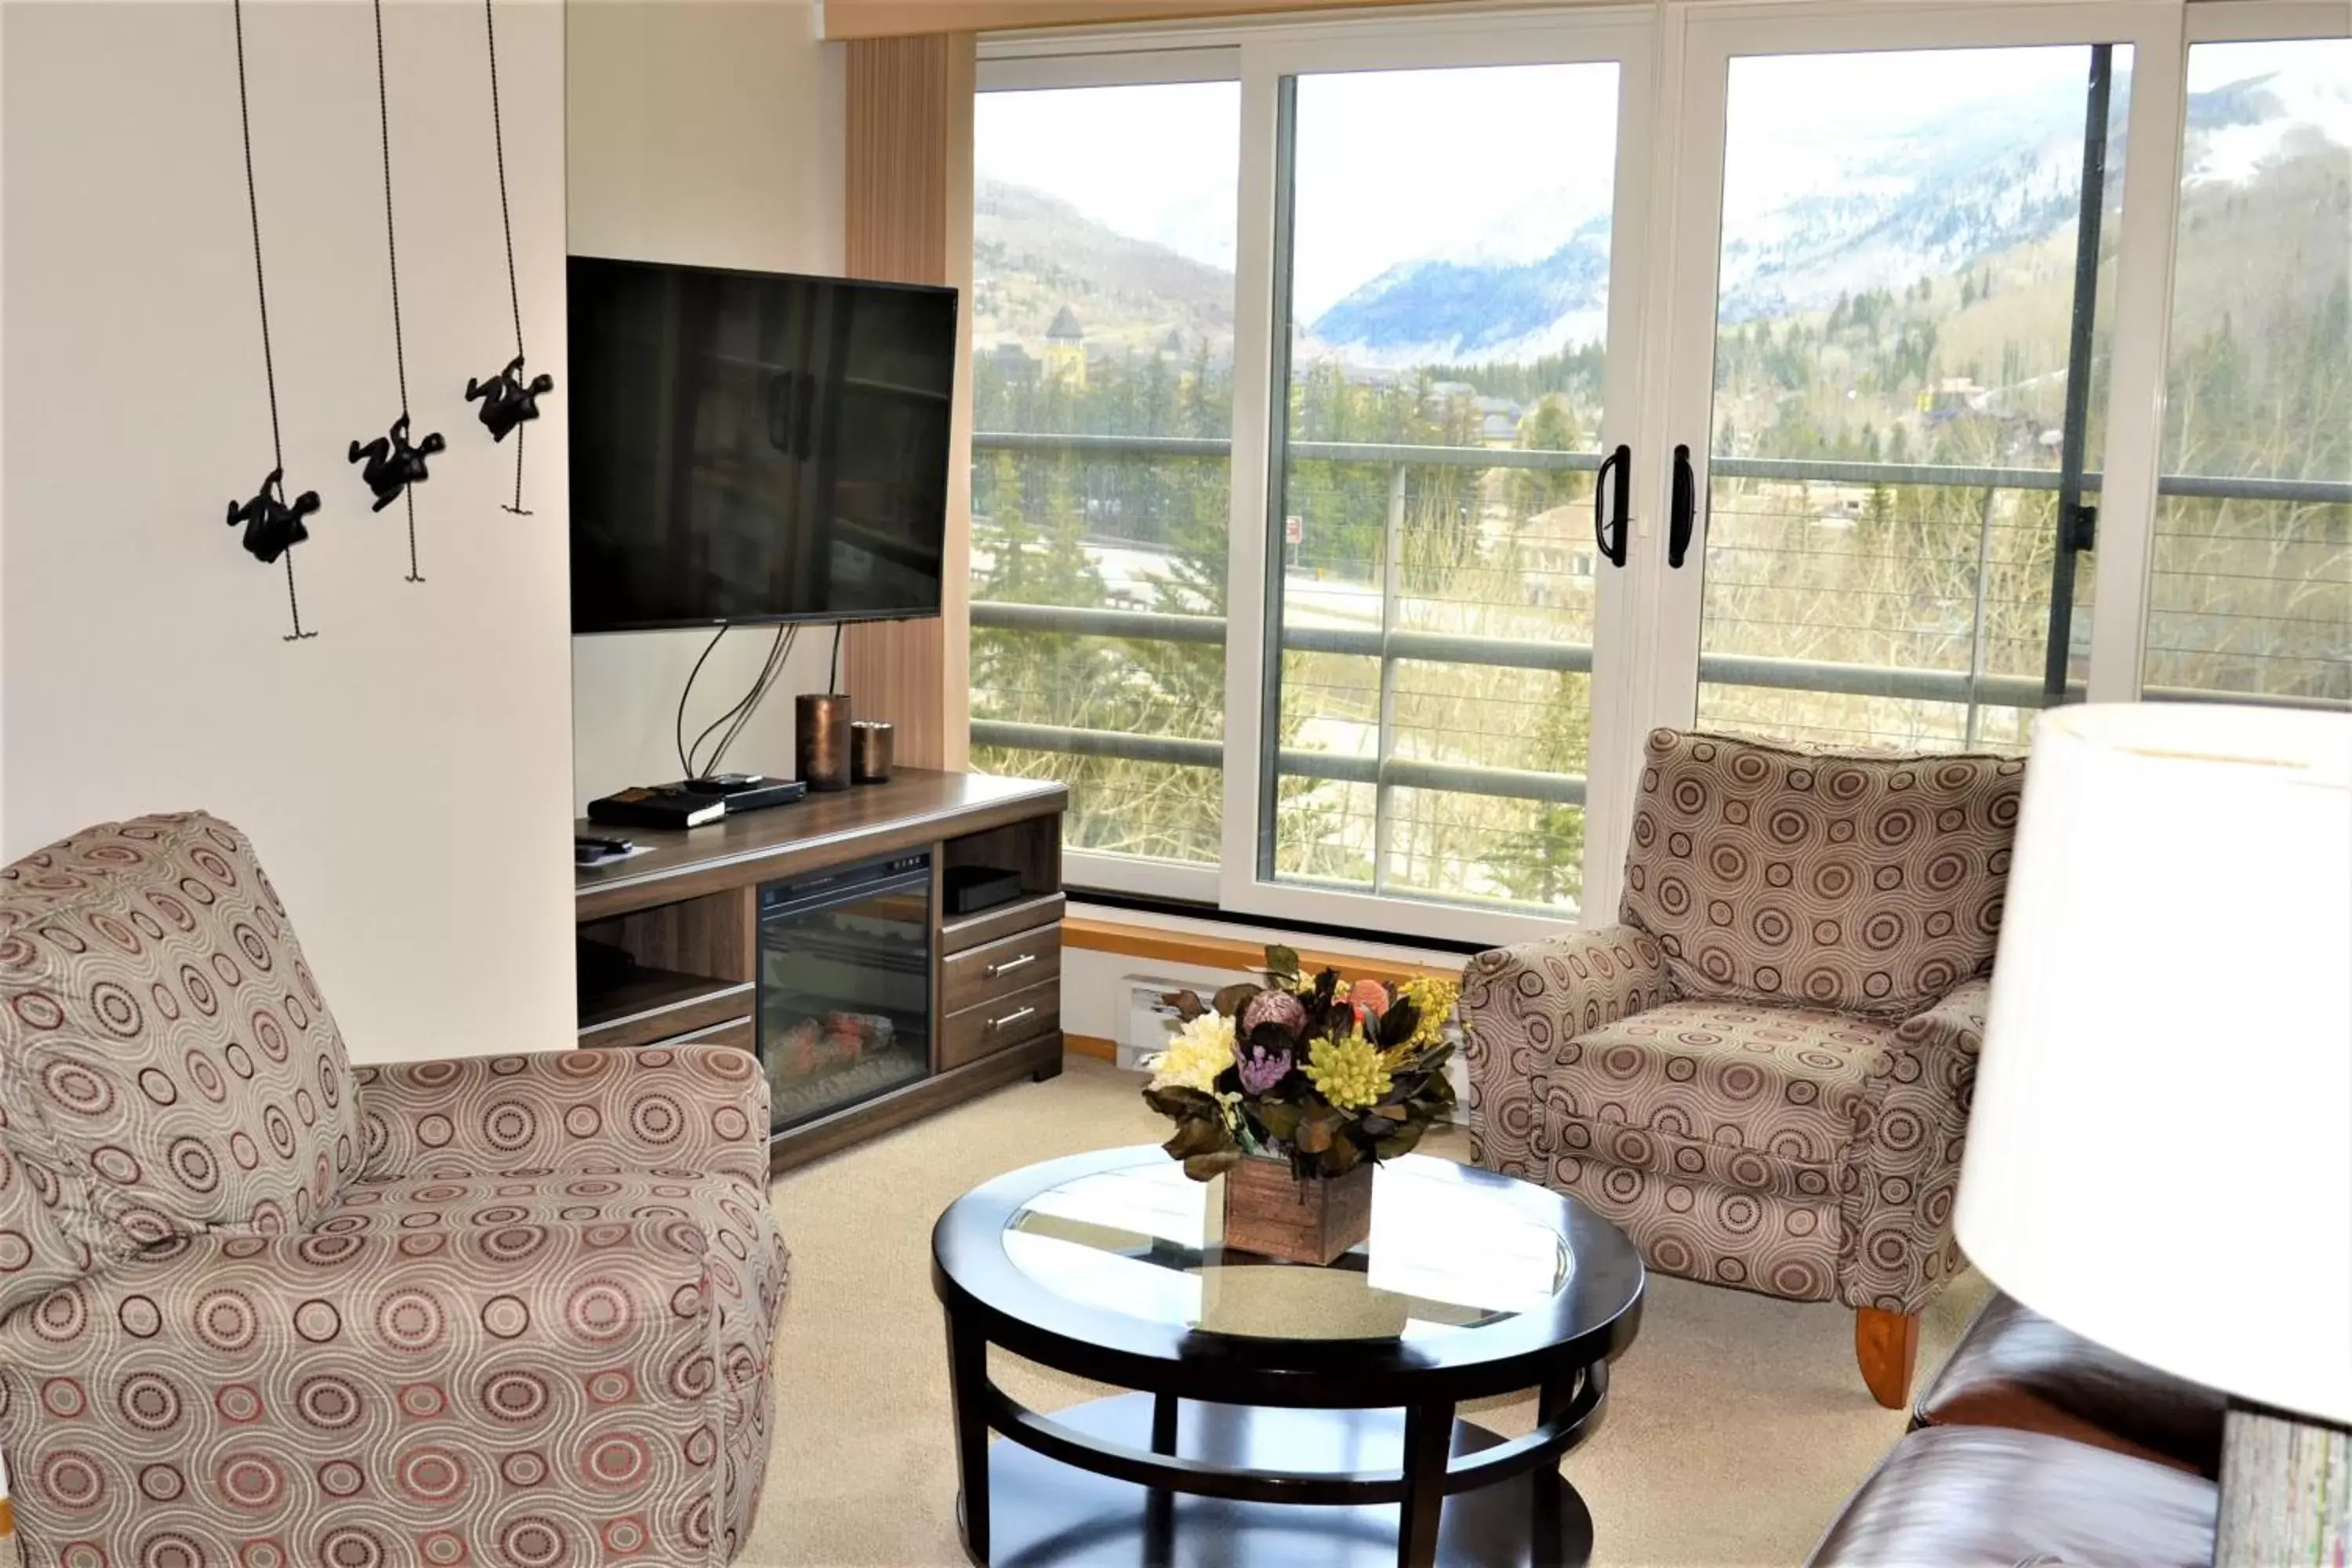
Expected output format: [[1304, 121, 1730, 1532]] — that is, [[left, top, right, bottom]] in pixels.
[[960, 1394, 1597, 1568]]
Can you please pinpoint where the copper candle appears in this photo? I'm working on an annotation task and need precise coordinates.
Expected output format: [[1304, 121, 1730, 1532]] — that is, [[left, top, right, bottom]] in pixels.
[[796, 694, 851, 791], [850, 720, 895, 785]]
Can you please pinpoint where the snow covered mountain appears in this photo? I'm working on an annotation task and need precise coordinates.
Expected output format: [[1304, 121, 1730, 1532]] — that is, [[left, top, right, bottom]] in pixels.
[[1306, 61, 2348, 366]]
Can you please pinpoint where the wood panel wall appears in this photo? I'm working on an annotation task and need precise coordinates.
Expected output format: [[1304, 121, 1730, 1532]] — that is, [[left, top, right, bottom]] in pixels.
[[842, 33, 977, 771], [824, 0, 1486, 40]]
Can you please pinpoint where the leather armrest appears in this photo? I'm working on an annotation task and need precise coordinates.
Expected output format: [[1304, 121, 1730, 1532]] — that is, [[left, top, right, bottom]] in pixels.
[[1915, 1291, 2227, 1477], [1806, 1425, 2214, 1568]]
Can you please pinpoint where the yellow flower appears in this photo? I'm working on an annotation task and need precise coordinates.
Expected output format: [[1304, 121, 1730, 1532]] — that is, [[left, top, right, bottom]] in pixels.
[[1396, 976, 1460, 1051], [1305, 1029, 1392, 1110], [1145, 1010, 1235, 1094]]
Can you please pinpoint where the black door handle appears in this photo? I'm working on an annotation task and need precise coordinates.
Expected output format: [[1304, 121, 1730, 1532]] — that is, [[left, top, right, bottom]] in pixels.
[[1668, 443, 1696, 569], [1592, 443, 1629, 568]]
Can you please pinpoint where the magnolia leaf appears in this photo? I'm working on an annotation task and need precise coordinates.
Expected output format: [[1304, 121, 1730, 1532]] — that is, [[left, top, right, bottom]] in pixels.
[[1143, 1083, 1221, 1117], [1263, 944, 1301, 982], [1296, 1113, 1334, 1155], [1162, 1116, 1234, 1163], [1377, 996, 1420, 1050], [1181, 1148, 1243, 1181], [1256, 1100, 1303, 1142], [1372, 1102, 1411, 1122], [1213, 982, 1262, 1019], [1323, 1134, 1362, 1174], [1382, 1121, 1427, 1157]]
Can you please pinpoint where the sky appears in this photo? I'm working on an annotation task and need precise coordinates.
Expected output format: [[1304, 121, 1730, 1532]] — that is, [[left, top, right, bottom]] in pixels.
[[975, 82, 1241, 273]]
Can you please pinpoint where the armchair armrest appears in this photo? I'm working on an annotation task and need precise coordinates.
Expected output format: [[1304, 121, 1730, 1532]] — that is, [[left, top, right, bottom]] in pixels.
[[1838, 977, 1991, 1315], [358, 1043, 771, 1188], [1457, 924, 1672, 1172]]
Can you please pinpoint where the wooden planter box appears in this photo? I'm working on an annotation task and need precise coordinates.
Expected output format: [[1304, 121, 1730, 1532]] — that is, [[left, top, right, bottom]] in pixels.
[[1222, 1156, 1372, 1265]]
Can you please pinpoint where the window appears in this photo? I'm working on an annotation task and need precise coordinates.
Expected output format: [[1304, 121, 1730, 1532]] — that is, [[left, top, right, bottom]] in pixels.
[[968, 5, 2347, 938], [969, 78, 1240, 882], [2145, 36, 2350, 706]]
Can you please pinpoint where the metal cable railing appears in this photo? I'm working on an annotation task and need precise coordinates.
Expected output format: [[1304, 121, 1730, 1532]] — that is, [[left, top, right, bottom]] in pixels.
[[969, 431, 2350, 792]]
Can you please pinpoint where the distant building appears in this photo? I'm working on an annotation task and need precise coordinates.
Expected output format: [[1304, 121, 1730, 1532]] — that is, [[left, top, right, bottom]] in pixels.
[[1160, 328, 1184, 357], [1045, 305, 1087, 388]]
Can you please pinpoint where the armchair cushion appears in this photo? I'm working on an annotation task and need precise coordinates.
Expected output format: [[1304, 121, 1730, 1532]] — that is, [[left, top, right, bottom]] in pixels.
[[1621, 730, 2023, 1017], [0, 813, 361, 1314], [1551, 999, 1893, 1200]]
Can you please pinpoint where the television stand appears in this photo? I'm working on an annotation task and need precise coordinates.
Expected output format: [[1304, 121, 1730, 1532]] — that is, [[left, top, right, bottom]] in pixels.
[[575, 769, 1068, 1174]]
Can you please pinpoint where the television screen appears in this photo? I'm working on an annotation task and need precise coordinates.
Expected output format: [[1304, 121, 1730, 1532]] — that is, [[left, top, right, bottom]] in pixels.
[[567, 256, 957, 633]]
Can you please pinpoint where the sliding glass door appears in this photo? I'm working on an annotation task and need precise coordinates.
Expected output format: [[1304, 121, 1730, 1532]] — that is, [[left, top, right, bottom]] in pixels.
[[1650, 5, 2190, 750], [1225, 19, 1657, 942]]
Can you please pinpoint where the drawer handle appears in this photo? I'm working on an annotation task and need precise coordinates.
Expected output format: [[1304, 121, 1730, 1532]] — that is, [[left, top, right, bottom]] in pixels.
[[984, 953, 1038, 980], [985, 1005, 1037, 1034]]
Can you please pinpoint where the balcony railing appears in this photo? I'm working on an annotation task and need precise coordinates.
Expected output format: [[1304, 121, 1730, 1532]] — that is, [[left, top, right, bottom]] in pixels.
[[969, 431, 2350, 805]]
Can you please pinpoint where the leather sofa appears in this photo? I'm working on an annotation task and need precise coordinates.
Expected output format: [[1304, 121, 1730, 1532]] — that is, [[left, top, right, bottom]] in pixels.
[[1806, 1291, 2225, 1566], [0, 812, 788, 1566], [1461, 728, 2024, 1406]]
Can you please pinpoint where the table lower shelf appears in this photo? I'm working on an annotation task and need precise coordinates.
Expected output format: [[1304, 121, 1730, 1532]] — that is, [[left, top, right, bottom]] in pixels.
[[967, 1393, 1595, 1568]]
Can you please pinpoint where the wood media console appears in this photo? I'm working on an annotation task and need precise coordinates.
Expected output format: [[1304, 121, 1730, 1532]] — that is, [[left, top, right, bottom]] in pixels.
[[575, 770, 1067, 1172]]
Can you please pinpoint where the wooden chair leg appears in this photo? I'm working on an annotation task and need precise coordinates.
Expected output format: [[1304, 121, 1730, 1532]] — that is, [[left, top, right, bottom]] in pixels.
[[1855, 1306, 1920, 1410]]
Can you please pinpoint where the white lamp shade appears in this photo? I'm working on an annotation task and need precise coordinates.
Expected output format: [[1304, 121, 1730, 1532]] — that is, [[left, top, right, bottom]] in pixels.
[[1957, 702, 2352, 1425]]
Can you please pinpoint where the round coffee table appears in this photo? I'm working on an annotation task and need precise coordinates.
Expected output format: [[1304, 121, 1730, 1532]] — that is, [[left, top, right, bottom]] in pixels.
[[931, 1145, 1644, 1567]]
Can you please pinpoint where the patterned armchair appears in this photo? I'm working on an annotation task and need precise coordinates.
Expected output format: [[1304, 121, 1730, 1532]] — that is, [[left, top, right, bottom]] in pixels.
[[1461, 730, 2022, 1408], [0, 813, 788, 1566]]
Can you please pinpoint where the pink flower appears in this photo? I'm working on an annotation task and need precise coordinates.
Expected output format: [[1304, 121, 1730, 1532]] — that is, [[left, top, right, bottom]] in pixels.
[[1348, 979, 1389, 1018], [1240, 989, 1307, 1038]]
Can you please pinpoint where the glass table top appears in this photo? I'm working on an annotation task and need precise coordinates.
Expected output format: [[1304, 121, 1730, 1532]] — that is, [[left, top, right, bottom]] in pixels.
[[1003, 1155, 1574, 1342]]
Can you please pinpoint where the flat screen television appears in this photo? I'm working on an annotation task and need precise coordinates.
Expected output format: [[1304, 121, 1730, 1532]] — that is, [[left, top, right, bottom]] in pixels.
[[567, 256, 957, 633]]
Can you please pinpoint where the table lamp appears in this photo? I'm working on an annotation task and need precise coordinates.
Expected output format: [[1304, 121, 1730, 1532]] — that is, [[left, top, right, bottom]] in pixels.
[[1957, 702, 2350, 1566]]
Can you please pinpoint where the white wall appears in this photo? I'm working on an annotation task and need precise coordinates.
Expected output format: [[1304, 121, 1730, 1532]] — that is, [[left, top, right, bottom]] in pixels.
[[564, 0, 847, 808], [2, 0, 575, 1064]]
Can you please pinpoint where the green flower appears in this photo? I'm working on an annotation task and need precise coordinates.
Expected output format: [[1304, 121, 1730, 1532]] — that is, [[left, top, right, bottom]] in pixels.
[[1305, 1029, 1392, 1110]]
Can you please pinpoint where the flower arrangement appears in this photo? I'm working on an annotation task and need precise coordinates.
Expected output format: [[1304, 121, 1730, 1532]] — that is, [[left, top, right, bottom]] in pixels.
[[1142, 946, 1460, 1182]]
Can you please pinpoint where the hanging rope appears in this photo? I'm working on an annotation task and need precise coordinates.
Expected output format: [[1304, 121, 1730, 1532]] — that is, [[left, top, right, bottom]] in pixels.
[[467, 0, 551, 516], [231, 0, 316, 641], [354, 0, 442, 581]]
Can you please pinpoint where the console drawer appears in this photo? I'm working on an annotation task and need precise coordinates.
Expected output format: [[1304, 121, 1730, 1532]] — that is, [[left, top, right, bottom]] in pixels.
[[940, 978, 1060, 1071], [941, 923, 1062, 1018]]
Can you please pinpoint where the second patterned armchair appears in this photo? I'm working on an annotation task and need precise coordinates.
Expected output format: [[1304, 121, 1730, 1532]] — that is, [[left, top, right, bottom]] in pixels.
[[1461, 729, 2024, 1407], [0, 812, 788, 1566]]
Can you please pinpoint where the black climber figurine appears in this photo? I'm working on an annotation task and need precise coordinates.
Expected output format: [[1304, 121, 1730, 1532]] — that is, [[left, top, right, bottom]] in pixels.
[[465, 354, 554, 443], [347, 414, 445, 513], [224, 469, 321, 564]]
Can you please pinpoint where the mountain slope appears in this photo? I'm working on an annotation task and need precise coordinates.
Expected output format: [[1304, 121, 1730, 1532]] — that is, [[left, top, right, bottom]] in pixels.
[[975, 176, 1233, 353]]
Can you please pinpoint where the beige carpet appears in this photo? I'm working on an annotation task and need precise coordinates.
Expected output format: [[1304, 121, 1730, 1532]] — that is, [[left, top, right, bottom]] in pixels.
[[742, 1058, 1988, 1567]]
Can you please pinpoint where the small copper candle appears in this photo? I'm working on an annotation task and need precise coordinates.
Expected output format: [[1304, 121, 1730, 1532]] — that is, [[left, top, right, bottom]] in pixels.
[[850, 720, 895, 785], [796, 694, 851, 791]]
